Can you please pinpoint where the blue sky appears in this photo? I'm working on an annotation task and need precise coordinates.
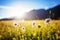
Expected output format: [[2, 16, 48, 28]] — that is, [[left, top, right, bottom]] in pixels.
[[0, 0, 60, 9], [0, 0, 60, 18]]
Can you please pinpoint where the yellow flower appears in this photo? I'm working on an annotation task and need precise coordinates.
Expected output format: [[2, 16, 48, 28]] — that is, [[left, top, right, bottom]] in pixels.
[[0, 35, 2, 38], [12, 38, 17, 40], [33, 32, 36, 37]]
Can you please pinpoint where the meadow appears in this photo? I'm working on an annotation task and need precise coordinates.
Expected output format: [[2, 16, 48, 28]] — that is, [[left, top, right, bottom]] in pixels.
[[0, 20, 60, 40]]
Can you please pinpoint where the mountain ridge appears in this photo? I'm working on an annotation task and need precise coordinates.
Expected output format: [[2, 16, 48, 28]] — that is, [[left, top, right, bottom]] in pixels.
[[24, 4, 60, 20]]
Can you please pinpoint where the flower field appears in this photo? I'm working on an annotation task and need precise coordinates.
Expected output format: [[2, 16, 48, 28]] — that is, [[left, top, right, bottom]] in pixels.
[[0, 20, 60, 40]]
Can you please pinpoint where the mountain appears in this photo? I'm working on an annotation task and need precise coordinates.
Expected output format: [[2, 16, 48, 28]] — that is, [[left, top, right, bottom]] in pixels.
[[24, 4, 60, 20], [24, 9, 49, 20], [47, 5, 60, 19]]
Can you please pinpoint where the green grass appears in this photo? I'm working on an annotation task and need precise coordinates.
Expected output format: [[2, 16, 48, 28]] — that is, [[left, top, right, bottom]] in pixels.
[[0, 20, 60, 40]]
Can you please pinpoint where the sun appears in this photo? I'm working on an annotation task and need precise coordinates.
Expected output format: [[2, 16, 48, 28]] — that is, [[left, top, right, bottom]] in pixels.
[[10, 6, 26, 18], [4, 4, 31, 19]]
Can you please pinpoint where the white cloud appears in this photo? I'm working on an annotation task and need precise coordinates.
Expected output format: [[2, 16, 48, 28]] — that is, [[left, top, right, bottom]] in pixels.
[[0, 6, 12, 9]]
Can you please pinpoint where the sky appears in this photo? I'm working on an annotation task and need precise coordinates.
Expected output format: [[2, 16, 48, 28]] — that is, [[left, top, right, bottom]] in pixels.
[[0, 0, 60, 19]]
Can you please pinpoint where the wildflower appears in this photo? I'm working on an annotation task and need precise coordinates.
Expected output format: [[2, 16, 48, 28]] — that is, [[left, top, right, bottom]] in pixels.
[[38, 24, 41, 28], [13, 22, 19, 27], [21, 26, 26, 31], [32, 21, 36, 28], [0, 35, 2, 38], [58, 30, 60, 33], [58, 30, 60, 36], [12, 37, 16, 40], [44, 18, 51, 24], [33, 32, 36, 37]]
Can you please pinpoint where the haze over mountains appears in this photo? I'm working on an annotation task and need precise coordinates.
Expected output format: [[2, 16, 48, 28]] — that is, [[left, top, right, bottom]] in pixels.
[[0, 4, 60, 20], [24, 4, 60, 20]]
